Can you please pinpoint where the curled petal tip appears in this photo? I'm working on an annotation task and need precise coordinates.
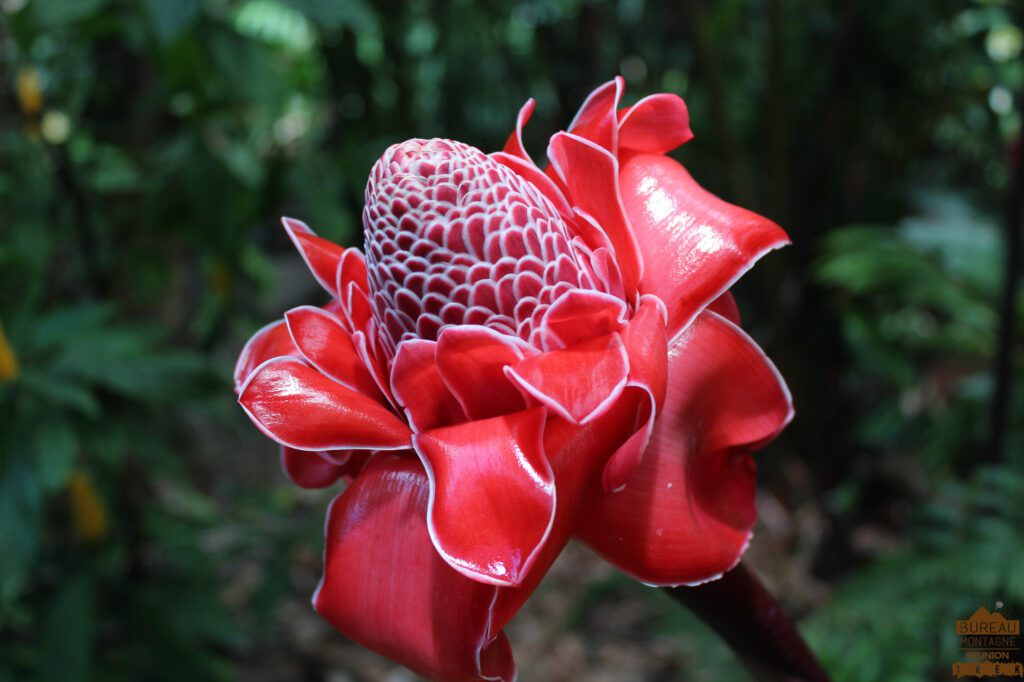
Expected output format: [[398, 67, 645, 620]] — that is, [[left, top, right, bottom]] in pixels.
[[281, 216, 312, 234], [234, 318, 298, 393], [619, 154, 791, 337], [281, 216, 347, 298]]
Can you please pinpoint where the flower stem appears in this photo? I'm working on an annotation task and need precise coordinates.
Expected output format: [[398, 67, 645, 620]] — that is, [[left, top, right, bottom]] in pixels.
[[664, 562, 831, 682]]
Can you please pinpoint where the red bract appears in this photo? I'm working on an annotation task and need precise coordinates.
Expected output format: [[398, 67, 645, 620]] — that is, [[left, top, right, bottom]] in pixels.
[[235, 77, 793, 681]]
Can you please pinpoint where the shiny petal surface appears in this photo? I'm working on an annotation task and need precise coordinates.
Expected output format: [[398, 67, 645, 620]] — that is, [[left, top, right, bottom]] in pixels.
[[233, 319, 298, 393], [601, 295, 669, 491], [619, 154, 789, 338], [314, 454, 514, 682], [281, 447, 344, 489], [284, 306, 382, 399], [506, 333, 629, 424], [548, 132, 644, 296], [239, 357, 411, 451], [436, 325, 533, 421], [617, 93, 694, 154], [487, 391, 648, 631], [413, 408, 554, 587], [390, 339, 466, 431], [282, 217, 346, 298], [576, 311, 793, 586]]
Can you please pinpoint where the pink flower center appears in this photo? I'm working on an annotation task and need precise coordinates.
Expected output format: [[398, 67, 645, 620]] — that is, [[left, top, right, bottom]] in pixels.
[[363, 138, 589, 356]]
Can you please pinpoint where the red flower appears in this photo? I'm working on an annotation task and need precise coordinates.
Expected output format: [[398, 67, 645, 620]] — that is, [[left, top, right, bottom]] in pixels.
[[235, 77, 792, 681]]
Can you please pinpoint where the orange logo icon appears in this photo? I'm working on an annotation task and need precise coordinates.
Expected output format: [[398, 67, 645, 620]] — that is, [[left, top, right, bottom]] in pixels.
[[952, 606, 1023, 678]]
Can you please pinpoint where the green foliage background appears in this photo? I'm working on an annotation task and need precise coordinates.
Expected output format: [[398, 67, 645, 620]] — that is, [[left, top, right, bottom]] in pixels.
[[0, 0, 1021, 680]]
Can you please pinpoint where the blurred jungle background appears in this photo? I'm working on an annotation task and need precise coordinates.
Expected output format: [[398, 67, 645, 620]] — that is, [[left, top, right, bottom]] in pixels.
[[1, 0, 1022, 680]]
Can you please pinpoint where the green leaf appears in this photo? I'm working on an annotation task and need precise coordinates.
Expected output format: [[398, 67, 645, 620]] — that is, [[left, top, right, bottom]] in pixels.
[[0, 452, 43, 604], [233, 0, 316, 52], [281, 0, 378, 32], [33, 419, 77, 492], [39, 574, 96, 682], [144, 0, 201, 43], [47, 324, 211, 402], [17, 372, 100, 417], [207, 30, 286, 105], [29, 0, 109, 27], [215, 141, 265, 188], [87, 145, 141, 194], [29, 305, 114, 352]]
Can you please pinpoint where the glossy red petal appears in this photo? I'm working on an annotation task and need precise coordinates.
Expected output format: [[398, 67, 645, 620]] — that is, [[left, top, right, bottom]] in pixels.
[[506, 333, 629, 424], [671, 312, 793, 454], [616, 93, 694, 154], [436, 325, 533, 421], [548, 132, 644, 296], [502, 98, 535, 162], [569, 207, 616, 255], [576, 311, 793, 586], [351, 325, 398, 410], [622, 295, 669, 409], [284, 306, 383, 400], [282, 217, 346, 299], [707, 290, 741, 325], [413, 408, 555, 587], [234, 319, 299, 393], [538, 289, 627, 350], [599, 388, 655, 493], [336, 247, 369, 296], [588, 246, 627, 301], [566, 76, 624, 153], [343, 282, 374, 331], [390, 339, 466, 431], [281, 447, 344, 489], [238, 357, 411, 451], [619, 154, 789, 338], [542, 162, 571, 201], [601, 295, 669, 491], [314, 454, 514, 682], [487, 391, 648, 631]]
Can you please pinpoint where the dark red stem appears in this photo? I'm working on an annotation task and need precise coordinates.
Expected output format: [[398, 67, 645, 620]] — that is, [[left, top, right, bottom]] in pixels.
[[663, 562, 831, 682]]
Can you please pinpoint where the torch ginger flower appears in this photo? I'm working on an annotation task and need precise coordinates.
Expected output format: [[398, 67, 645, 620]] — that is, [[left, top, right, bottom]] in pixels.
[[235, 77, 793, 681]]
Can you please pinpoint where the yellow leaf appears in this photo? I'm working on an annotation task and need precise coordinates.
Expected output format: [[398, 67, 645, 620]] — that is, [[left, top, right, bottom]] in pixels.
[[69, 471, 108, 543], [16, 67, 43, 117], [0, 323, 18, 382]]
